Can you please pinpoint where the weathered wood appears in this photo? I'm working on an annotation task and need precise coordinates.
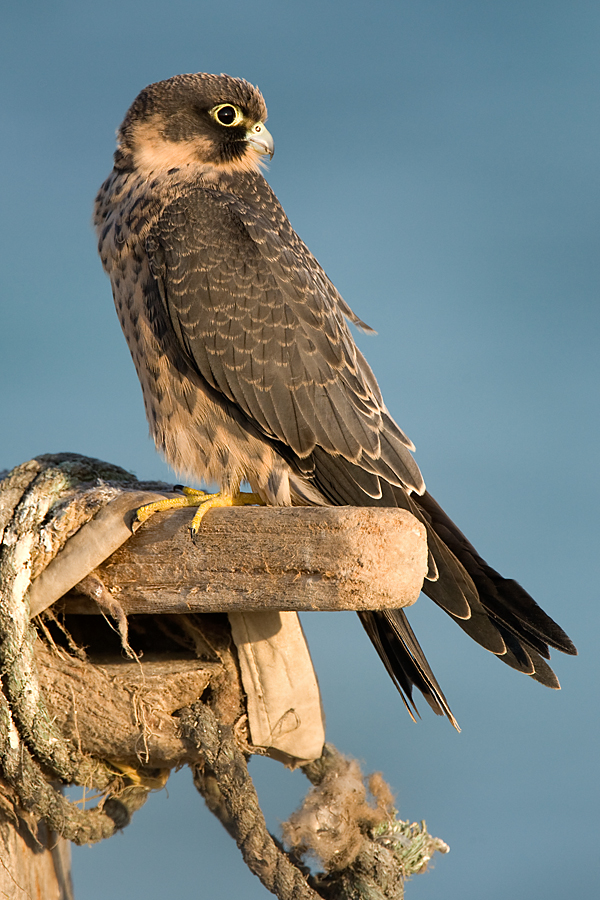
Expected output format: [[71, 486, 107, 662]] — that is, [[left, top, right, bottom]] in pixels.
[[0, 621, 236, 897], [1, 458, 441, 900], [61, 506, 428, 616], [35, 641, 222, 768], [0, 788, 73, 900]]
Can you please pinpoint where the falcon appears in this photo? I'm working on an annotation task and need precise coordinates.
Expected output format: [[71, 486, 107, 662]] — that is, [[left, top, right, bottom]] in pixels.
[[95, 72, 576, 726]]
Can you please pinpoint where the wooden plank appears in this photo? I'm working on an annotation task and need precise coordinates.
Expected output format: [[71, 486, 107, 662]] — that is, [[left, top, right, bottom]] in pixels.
[[36, 642, 219, 767], [62, 506, 428, 615]]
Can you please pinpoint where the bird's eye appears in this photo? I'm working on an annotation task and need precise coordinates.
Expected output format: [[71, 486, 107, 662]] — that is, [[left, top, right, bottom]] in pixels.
[[211, 104, 244, 127]]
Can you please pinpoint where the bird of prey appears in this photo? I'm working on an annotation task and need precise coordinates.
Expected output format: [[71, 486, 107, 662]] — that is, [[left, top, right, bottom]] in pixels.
[[95, 72, 576, 726]]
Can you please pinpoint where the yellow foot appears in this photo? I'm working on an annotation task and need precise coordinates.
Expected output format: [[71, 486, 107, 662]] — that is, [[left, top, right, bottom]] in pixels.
[[134, 487, 264, 534], [107, 761, 170, 791]]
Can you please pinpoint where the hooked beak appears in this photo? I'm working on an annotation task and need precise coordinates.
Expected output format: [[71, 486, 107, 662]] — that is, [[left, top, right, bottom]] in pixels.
[[246, 122, 274, 159]]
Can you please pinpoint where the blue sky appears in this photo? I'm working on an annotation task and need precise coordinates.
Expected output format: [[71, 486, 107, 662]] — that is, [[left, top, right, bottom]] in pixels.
[[1, 2, 599, 898]]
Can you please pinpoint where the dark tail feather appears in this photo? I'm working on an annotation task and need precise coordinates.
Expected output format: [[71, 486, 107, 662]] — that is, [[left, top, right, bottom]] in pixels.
[[359, 609, 460, 731], [305, 447, 576, 722], [408, 490, 577, 679]]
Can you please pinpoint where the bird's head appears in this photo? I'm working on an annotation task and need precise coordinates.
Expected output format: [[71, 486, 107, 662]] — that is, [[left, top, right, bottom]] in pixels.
[[116, 73, 273, 178]]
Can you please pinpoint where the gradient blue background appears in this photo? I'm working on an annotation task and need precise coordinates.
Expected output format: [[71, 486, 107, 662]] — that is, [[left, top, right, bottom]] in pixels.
[[1, 2, 599, 898]]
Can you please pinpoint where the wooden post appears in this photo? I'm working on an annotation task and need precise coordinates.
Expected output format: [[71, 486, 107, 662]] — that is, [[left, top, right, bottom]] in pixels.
[[0, 789, 73, 900]]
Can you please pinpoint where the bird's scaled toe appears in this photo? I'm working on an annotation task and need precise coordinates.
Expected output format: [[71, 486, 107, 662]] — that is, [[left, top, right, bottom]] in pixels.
[[189, 489, 265, 533], [132, 491, 201, 531]]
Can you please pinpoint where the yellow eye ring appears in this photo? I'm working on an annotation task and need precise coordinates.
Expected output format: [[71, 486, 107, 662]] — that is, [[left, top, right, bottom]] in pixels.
[[211, 103, 244, 127]]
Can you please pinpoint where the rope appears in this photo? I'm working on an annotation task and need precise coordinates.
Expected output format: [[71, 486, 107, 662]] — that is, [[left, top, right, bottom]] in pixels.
[[181, 702, 320, 900], [182, 707, 448, 900], [0, 454, 163, 843]]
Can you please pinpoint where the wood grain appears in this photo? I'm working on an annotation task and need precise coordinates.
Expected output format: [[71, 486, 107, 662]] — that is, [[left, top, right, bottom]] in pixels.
[[61, 506, 428, 615]]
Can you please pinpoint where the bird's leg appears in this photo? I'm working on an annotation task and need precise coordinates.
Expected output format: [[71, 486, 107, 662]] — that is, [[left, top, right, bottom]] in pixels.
[[134, 487, 264, 534]]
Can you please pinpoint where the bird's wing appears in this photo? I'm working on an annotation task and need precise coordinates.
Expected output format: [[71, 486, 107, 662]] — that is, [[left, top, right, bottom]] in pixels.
[[146, 184, 423, 495]]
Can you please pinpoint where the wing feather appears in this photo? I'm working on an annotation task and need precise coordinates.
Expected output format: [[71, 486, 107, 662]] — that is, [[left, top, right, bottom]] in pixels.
[[146, 185, 417, 482]]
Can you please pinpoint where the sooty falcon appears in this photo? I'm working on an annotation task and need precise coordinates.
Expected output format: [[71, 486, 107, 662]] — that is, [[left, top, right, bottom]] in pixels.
[[95, 72, 576, 726]]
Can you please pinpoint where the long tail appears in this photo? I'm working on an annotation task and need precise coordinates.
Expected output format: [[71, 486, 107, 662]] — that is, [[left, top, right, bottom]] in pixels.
[[359, 607, 460, 729], [308, 448, 577, 727], [359, 487, 577, 727]]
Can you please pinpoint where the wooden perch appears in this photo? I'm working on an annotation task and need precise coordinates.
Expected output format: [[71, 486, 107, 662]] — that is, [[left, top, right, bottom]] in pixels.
[[59, 506, 428, 616], [0, 455, 444, 900]]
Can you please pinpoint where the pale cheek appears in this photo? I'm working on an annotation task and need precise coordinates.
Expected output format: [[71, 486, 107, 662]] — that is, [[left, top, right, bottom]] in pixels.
[[133, 136, 209, 177], [130, 118, 265, 177]]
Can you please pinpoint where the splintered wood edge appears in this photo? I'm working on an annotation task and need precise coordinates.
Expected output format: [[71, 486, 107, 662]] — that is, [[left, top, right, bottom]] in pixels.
[[60, 505, 428, 615]]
